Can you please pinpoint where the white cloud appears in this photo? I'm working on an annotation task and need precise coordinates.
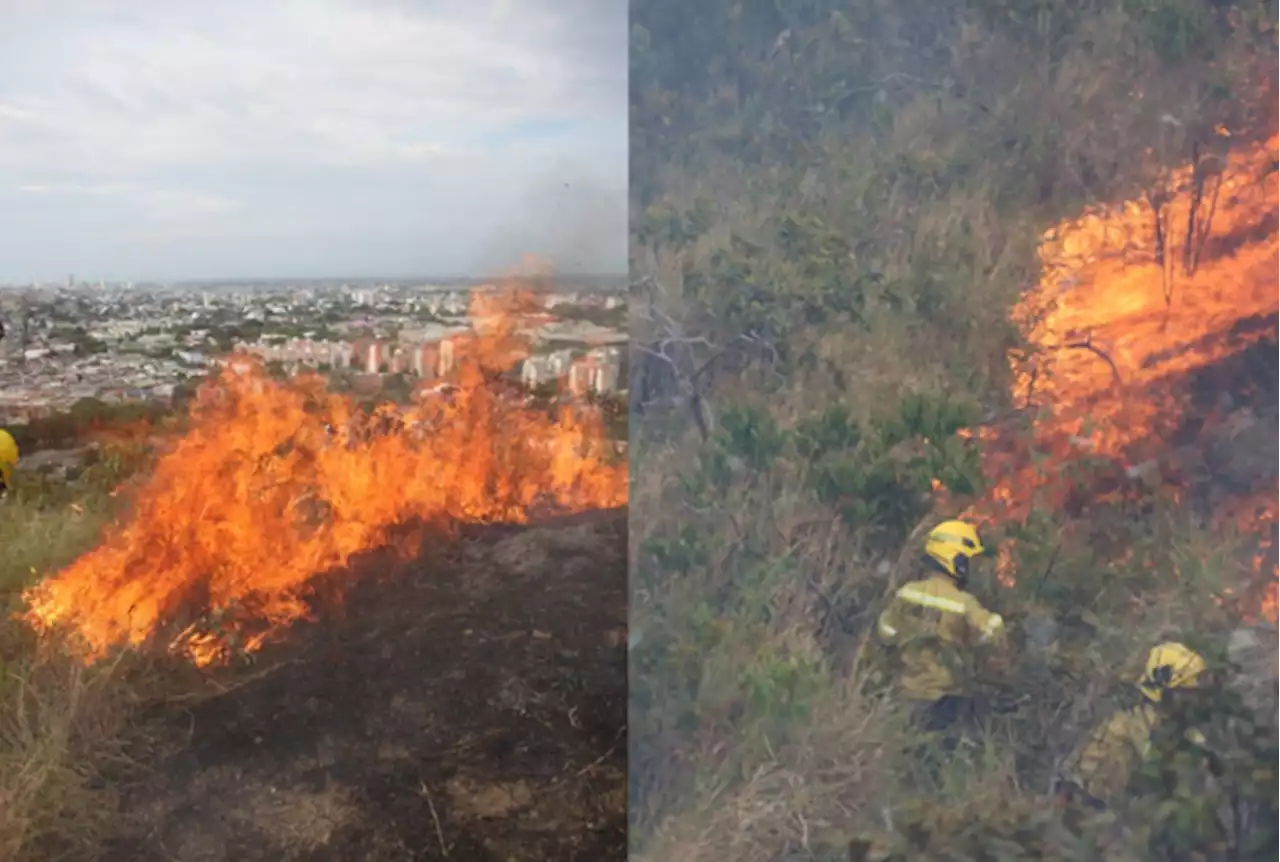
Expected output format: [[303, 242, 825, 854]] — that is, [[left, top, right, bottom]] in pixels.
[[0, 0, 627, 280], [17, 183, 133, 195]]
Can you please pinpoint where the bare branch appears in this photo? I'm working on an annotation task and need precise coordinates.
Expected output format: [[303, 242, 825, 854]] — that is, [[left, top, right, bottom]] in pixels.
[[1190, 154, 1225, 275], [1064, 337, 1124, 388], [630, 279, 784, 442]]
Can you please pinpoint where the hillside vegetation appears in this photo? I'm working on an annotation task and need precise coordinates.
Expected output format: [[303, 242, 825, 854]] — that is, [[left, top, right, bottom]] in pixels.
[[0, 435, 153, 860], [629, 1, 1277, 860], [1, 354, 629, 860]]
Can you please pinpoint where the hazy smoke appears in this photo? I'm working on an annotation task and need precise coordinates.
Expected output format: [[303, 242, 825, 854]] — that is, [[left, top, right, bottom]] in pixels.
[[474, 167, 627, 277]]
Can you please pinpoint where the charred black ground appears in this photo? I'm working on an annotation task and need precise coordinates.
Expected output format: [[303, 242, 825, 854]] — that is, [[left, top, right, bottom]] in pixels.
[[101, 508, 627, 862]]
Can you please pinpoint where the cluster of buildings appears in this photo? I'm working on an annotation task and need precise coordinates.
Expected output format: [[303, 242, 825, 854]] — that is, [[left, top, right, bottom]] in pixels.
[[238, 330, 622, 398], [0, 353, 187, 425], [0, 278, 627, 427], [519, 347, 622, 396]]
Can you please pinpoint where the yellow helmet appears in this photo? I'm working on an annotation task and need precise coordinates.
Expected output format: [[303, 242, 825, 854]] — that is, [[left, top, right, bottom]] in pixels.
[[0, 428, 18, 487], [924, 519, 985, 582], [1139, 642, 1206, 703]]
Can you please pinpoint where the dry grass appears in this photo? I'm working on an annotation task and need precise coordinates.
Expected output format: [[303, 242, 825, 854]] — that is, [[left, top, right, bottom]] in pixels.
[[630, 4, 1277, 854], [237, 784, 359, 854], [636, 683, 902, 862], [630, 407, 1274, 861], [0, 460, 147, 861], [0, 640, 139, 860]]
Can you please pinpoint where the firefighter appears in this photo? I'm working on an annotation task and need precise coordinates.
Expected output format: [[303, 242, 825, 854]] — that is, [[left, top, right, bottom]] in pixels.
[[1056, 641, 1209, 811], [0, 428, 19, 498], [873, 519, 1008, 732]]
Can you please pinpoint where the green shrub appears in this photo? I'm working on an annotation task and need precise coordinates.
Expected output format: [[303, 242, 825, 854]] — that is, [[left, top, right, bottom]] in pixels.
[[628, 0, 1276, 856]]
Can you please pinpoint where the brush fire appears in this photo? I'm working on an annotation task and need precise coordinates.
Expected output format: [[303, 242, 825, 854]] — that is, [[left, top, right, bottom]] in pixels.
[[19, 288, 626, 667], [957, 133, 1279, 621]]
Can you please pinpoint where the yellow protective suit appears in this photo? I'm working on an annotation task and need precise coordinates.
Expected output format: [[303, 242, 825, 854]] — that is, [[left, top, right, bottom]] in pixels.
[[874, 572, 1006, 702], [1061, 700, 1209, 807]]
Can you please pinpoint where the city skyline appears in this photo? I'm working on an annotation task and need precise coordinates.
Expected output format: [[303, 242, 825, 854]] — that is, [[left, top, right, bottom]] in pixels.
[[1, 270, 630, 290], [0, 270, 627, 428], [0, 0, 628, 283]]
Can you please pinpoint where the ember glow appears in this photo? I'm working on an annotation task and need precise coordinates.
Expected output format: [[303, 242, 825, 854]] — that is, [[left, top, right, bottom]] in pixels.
[[20, 288, 626, 666], [964, 134, 1279, 617]]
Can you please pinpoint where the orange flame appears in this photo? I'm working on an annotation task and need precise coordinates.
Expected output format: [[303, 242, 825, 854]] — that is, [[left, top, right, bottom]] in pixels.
[[20, 287, 626, 666], [963, 134, 1279, 618]]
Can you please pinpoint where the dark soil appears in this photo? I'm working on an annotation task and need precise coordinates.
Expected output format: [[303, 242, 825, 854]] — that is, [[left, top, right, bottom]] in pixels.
[[103, 508, 627, 862]]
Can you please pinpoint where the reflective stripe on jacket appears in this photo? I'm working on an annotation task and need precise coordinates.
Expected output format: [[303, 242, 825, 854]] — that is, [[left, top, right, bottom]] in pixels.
[[874, 573, 1006, 701]]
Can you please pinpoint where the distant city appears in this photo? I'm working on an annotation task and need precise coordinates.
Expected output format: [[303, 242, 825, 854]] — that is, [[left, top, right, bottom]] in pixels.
[[0, 276, 628, 429], [3, 273, 629, 294]]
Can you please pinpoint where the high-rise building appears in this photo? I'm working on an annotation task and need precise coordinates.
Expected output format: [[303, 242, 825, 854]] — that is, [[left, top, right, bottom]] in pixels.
[[568, 347, 621, 396], [365, 340, 384, 374]]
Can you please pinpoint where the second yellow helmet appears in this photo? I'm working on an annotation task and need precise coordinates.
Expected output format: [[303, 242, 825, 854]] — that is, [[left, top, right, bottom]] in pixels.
[[1139, 642, 1206, 702]]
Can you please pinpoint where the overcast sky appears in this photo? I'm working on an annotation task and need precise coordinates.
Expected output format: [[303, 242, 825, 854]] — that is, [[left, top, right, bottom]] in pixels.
[[0, 0, 627, 283]]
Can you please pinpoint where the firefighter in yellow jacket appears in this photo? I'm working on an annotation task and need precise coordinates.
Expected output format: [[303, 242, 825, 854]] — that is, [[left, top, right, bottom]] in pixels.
[[1057, 641, 1209, 810], [873, 519, 1007, 731], [0, 428, 18, 498]]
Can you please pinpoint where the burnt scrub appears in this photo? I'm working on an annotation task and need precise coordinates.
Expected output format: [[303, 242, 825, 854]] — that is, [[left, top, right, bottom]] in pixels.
[[100, 509, 626, 862]]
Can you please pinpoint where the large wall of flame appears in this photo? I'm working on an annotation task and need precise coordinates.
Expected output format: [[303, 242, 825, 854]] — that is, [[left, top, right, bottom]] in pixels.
[[21, 292, 626, 665], [959, 134, 1278, 618]]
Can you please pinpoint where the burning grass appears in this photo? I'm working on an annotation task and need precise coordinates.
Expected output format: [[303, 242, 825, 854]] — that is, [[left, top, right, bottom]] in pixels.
[[957, 133, 1280, 620], [2, 285, 628, 861], [18, 288, 625, 668]]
